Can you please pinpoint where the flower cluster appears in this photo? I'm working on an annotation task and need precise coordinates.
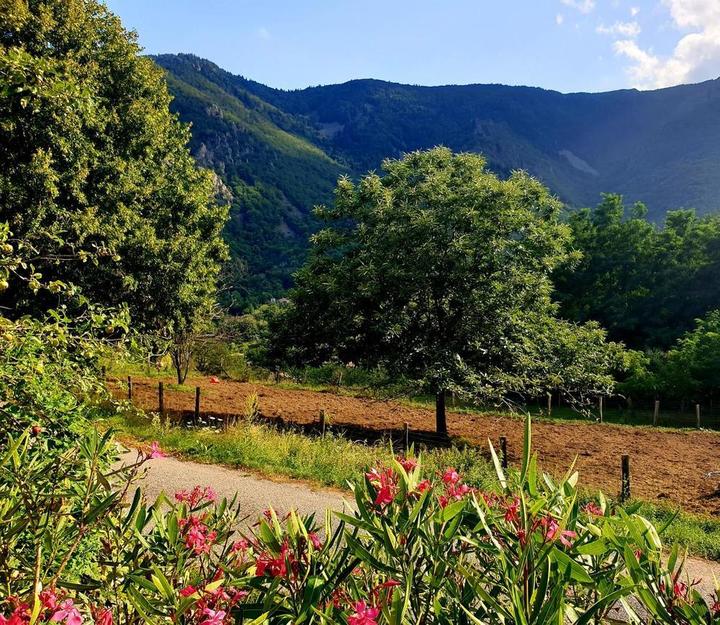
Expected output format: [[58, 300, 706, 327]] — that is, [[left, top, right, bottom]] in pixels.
[[498, 497, 576, 549], [438, 467, 474, 508], [180, 515, 218, 555], [325, 579, 400, 625], [0, 590, 88, 625], [365, 467, 398, 508], [179, 583, 248, 625], [255, 540, 294, 578], [175, 486, 218, 508]]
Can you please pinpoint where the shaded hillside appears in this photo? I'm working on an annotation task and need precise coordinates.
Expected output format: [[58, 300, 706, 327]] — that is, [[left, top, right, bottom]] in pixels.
[[153, 54, 720, 307], [154, 54, 345, 307]]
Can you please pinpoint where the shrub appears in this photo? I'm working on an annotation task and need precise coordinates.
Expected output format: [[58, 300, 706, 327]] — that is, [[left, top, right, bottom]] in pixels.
[[2, 418, 719, 624]]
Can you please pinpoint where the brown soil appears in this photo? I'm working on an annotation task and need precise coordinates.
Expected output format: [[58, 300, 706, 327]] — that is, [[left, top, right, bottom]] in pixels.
[[113, 375, 720, 516]]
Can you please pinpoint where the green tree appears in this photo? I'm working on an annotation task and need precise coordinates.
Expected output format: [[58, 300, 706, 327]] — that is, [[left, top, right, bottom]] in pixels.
[[281, 148, 619, 433], [555, 195, 720, 349], [661, 310, 720, 402], [0, 0, 228, 337]]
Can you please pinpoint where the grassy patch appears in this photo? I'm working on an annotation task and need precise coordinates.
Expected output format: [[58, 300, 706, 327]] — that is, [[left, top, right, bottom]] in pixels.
[[104, 410, 720, 561], [103, 411, 498, 491]]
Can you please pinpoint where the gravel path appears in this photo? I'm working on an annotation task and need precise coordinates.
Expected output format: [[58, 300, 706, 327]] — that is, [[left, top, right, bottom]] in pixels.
[[122, 448, 720, 613], [120, 450, 349, 523]]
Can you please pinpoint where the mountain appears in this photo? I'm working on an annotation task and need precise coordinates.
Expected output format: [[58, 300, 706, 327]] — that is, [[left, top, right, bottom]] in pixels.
[[152, 53, 720, 308], [153, 54, 345, 307]]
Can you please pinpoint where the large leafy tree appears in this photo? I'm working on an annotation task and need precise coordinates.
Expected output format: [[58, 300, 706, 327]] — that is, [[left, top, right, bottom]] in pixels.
[[280, 148, 620, 433], [0, 0, 228, 336]]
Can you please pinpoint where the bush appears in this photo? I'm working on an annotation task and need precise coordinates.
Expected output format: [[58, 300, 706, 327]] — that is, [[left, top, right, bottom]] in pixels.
[[3, 418, 719, 624]]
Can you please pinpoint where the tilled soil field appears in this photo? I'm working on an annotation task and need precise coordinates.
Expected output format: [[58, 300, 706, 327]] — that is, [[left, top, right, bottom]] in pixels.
[[113, 375, 720, 516]]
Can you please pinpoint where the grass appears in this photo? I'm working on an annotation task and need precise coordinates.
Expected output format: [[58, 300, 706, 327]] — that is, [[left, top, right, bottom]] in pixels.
[[104, 410, 498, 491], [104, 409, 720, 561]]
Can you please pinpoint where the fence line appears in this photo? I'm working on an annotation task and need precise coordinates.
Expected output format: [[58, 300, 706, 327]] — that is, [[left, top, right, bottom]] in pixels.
[[121, 376, 644, 503]]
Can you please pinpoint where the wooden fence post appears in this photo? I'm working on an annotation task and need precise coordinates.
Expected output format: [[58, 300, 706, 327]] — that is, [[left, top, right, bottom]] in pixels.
[[500, 436, 508, 469], [158, 381, 164, 414], [598, 396, 604, 423], [696, 403, 701, 429], [127, 376, 132, 401], [620, 455, 631, 503], [319, 410, 326, 438], [404, 422, 410, 452], [653, 399, 659, 426], [194, 386, 201, 425], [547, 392, 552, 416]]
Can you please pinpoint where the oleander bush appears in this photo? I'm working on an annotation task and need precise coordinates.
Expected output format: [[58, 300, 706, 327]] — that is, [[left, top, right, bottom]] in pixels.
[[2, 417, 720, 624]]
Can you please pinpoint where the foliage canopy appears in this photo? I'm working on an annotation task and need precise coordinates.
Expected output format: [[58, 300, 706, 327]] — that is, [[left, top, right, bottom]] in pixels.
[[279, 148, 622, 431], [0, 0, 228, 335]]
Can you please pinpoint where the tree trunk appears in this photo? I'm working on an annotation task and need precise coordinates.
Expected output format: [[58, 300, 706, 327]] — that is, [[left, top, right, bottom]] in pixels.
[[171, 339, 191, 385], [435, 389, 447, 436]]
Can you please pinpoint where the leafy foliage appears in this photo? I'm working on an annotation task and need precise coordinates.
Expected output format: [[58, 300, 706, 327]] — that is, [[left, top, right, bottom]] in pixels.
[[555, 194, 720, 349], [0, 2, 228, 335], [276, 148, 623, 428], [3, 418, 720, 624]]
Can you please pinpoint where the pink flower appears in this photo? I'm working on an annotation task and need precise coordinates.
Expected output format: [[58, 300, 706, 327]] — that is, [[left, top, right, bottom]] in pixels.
[[397, 457, 417, 472], [674, 581, 688, 600], [255, 542, 291, 577], [198, 608, 226, 625], [308, 532, 323, 550], [711, 597, 720, 614], [374, 484, 395, 507], [558, 530, 577, 548], [175, 486, 216, 507], [50, 599, 82, 625], [180, 515, 217, 554], [503, 497, 520, 526], [446, 482, 471, 501], [541, 515, 576, 548], [93, 609, 112, 625], [583, 502, 603, 516], [40, 589, 58, 610], [231, 539, 249, 553], [148, 441, 165, 459], [442, 468, 460, 485], [347, 601, 380, 625], [366, 467, 398, 508], [365, 468, 383, 484], [0, 612, 26, 625]]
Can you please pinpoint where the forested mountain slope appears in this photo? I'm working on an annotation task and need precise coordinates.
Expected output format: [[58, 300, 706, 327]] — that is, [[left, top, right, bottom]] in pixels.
[[153, 53, 720, 307]]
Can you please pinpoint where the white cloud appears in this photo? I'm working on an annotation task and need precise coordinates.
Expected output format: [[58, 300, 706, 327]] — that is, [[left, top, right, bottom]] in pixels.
[[630, 6, 640, 16], [596, 21, 641, 37], [257, 26, 271, 40], [561, 0, 596, 14], [556, 13, 565, 25], [613, 0, 720, 88]]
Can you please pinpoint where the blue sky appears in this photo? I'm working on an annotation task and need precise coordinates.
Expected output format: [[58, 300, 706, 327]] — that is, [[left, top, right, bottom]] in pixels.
[[105, 1, 720, 93]]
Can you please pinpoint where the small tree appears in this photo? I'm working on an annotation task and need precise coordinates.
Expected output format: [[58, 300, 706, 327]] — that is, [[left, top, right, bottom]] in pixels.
[[283, 148, 618, 433], [659, 310, 720, 402]]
